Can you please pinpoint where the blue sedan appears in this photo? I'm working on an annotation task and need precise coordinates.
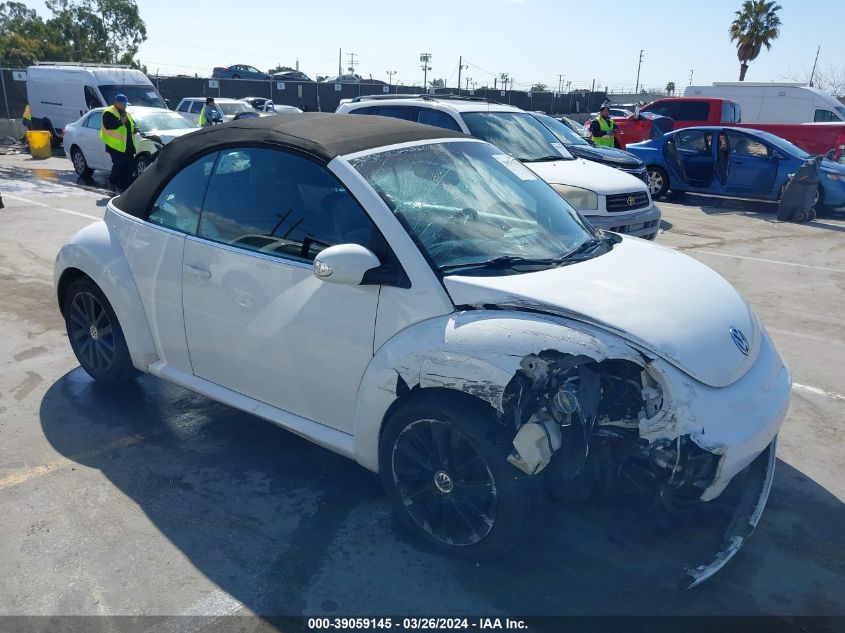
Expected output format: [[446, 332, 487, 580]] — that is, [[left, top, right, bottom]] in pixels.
[[626, 126, 845, 210]]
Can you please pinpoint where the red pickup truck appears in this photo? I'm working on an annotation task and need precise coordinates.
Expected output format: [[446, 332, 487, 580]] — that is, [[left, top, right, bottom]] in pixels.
[[611, 97, 845, 162]]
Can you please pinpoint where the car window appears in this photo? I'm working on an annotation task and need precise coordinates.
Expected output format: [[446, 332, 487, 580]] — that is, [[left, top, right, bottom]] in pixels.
[[677, 101, 710, 121], [190, 101, 204, 114], [814, 109, 839, 122], [721, 102, 739, 123], [348, 107, 375, 115], [726, 132, 769, 158], [84, 86, 102, 109], [643, 101, 678, 118], [247, 66, 260, 74], [675, 130, 711, 153], [417, 109, 463, 132], [84, 112, 102, 129], [177, 101, 190, 112], [462, 111, 573, 161], [147, 152, 219, 234], [197, 147, 376, 262], [376, 107, 417, 121]]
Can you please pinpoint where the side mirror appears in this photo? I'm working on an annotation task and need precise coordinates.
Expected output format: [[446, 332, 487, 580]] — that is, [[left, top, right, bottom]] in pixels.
[[313, 244, 381, 285]]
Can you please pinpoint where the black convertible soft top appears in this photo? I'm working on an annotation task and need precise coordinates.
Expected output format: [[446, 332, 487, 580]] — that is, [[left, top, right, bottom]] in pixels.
[[116, 112, 470, 218]]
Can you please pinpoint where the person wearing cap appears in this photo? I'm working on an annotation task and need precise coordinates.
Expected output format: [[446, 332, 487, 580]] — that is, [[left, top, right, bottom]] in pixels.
[[590, 105, 618, 148], [100, 94, 136, 191], [197, 96, 217, 128]]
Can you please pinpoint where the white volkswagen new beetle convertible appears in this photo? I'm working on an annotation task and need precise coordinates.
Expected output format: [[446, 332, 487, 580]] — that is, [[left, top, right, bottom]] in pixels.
[[54, 114, 790, 588]]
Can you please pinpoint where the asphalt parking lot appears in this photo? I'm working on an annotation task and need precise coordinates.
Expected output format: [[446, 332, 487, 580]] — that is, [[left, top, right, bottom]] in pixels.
[[0, 153, 843, 621]]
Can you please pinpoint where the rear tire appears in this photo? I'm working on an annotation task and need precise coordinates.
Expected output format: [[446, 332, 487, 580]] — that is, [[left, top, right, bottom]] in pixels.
[[70, 146, 94, 178], [379, 393, 538, 560], [63, 277, 138, 384], [647, 167, 669, 198]]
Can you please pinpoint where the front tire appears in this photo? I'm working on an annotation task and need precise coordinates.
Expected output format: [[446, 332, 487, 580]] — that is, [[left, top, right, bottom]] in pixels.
[[134, 153, 153, 178], [647, 166, 669, 198], [64, 277, 138, 383], [379, 393, 537, 560], [70, 146, 93, 178]]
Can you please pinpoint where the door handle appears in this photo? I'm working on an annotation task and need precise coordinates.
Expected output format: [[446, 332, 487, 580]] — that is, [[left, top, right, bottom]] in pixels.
[[184, 264, 211, 279]]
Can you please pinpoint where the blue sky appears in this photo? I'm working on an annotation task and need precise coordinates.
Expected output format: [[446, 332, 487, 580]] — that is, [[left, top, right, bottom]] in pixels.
[[26, 0, 844, 91]]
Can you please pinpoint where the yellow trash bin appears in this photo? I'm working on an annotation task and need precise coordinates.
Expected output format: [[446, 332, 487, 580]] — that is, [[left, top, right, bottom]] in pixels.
[[26, 130, 52, 159]]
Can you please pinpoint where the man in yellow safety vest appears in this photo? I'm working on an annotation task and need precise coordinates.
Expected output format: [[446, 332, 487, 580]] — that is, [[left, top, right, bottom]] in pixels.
[[197, 97, 217, 127], [100, 94, 136, 191], [22, 104, 32, 131], [589, 105, 617, 148]]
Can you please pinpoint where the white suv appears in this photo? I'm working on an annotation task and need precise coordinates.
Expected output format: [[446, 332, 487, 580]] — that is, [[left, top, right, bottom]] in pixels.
[[175, 97, 255, 124], [337, 96, 661, 239]]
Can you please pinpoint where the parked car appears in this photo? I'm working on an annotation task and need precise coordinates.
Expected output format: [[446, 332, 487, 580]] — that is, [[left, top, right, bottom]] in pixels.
[[590, 108, 634, 118], [25, 64, 167, 138], [63, 106, 198, 178], [337, 95, 661, 239], [54, 114, 789, 587], [685, 82, 845, 123], [240, 98, 303, 114], [212, 65, 271, 80], [626, 125, 845, 209], [559, 116, 591, 139], [612, 97, 845, 162], [272, 71, 314, 82], [531, 112, 648, 183], [322, 74, 361, 84], [175, 97, 254, 124]]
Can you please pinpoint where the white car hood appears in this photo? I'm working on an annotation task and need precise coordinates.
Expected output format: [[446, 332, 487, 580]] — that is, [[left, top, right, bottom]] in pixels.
[[443, 236, 760, 388], [147, 127, 196, 144], [526, 158, 648, 195]]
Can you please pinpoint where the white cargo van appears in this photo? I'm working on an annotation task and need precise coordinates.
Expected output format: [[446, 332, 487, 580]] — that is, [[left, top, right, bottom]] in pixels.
[[26, 63, 167, 137], [684, 82, 845, 124]]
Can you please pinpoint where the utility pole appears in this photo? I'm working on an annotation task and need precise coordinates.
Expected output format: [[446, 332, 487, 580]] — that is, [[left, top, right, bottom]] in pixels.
[[567, 81, 572, 114], [420, 53, 432, 90], [689, 69, 694, 85], [809, 46, 820, 87], [500, 73, 509, 94], [346, 52, 358, 75], [465, 76, 472, 91], [457, 56, 467, 93], [635, 49, 644, 94], [558, 74, 563, 94], [387, 70, 397, 86], [338, 49, 342, 77]]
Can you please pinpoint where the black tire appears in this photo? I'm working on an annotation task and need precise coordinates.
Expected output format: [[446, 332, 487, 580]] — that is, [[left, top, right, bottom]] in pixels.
[[134, 153, 153, 178], [813, 185, 824, 211], [232, 74, 241, 79], [379, 392, 538, 560], [647, 166, 669, 199], [63, 277, 138, 384], [70, 146, 94, 178]]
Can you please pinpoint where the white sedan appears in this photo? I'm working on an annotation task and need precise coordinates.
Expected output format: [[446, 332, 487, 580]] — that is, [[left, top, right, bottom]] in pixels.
[[54, 114, 790, 588], [63, 106, 198, 179]]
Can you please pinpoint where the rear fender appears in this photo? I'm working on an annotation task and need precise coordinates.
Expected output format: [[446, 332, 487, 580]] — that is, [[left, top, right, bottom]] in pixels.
[[54, 220, 158, 371]]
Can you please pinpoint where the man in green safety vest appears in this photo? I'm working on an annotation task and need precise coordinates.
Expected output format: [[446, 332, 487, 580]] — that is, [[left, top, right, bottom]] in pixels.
[[100, 94, 136, 192], [197, 97, 218, 127], [22, 104, 32, 131], [589, 105, 617, 148]]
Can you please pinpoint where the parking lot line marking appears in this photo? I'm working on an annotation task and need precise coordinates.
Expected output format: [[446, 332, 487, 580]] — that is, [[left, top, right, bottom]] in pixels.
[[0, 432, 151, 492], [690, 250, 845, 274], [793, 383, 845, 403], [1, 191, 101, 221], [767, 327, 845, 348]]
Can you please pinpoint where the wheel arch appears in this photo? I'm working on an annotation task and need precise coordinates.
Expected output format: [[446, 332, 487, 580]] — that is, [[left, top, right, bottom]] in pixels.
[[55, 221, 158, 371], [352, 310, 641, 473]]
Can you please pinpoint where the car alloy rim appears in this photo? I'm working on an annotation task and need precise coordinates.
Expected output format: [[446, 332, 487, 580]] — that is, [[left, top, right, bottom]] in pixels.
[[392, 419, 497, 546], [137, 158, 149, 175], [73, 150, 86, 174], [68, 291, 116, 371], [648, 171, 663, 194]]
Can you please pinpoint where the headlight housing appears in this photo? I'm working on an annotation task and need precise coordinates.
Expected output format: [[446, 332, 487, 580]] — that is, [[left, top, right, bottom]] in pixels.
[[551, 184, 599, 210]]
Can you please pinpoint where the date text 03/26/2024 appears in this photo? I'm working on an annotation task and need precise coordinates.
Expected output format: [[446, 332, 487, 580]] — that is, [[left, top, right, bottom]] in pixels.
[[307, 618, 528, 630]]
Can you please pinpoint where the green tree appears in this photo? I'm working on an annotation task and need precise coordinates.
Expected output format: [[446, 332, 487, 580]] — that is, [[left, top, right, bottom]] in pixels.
[[530, 83, 549, 92], [729, 0, 782, 81], [269, 65, 295, 74], [0, 2, 65, 65], [665, 81, 675, 95]]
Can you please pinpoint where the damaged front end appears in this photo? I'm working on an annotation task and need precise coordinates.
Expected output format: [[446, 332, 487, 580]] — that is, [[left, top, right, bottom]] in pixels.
[[499, 350, 776, 589]]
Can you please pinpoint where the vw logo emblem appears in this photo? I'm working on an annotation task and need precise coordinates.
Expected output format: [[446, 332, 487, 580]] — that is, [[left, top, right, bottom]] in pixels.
[[433, 470, 454, 494], [730, 327, 750, 356], [626, 195, 635, 206]]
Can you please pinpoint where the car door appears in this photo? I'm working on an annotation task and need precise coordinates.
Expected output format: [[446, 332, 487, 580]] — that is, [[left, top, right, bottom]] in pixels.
[[664, 130, 715, 190], [181, 147, 382, 433], [78, 111, 110, 170], [724, 131, 778, 197]]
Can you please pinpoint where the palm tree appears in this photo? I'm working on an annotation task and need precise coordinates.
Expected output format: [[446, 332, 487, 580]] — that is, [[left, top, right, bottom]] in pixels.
[[666, 81, 675, 95], [729, 0, 782, 81]]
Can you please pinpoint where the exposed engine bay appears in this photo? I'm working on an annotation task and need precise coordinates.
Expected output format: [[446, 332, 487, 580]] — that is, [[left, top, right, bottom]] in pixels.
[[499, 350, 775, 589], [502, 350, 721, 506]]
